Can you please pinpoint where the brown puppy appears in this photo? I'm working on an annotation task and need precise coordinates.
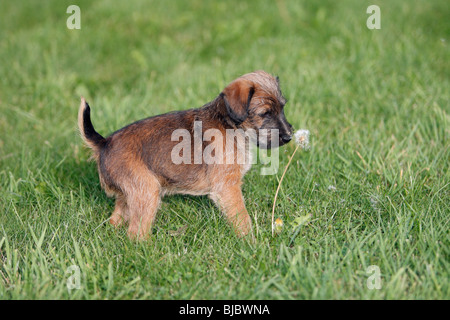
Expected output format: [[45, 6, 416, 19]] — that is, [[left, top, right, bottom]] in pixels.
[[78, 70, 293, 240]]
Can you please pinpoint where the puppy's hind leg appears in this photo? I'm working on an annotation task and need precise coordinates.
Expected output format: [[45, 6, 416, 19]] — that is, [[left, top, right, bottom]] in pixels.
[[110, 193, 128, 228], [125, 172, 161, 241]]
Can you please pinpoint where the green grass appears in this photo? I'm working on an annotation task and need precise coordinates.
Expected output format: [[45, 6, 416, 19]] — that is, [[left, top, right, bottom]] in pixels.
[[0, 0, 449, 299]]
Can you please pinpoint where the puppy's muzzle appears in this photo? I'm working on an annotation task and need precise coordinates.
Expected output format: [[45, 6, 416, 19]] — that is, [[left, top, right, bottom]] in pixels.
[[281, 134, 292, 143]]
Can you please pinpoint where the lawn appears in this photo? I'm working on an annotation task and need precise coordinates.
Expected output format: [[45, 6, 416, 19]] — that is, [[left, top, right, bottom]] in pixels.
[[0, 0, 448, 299]]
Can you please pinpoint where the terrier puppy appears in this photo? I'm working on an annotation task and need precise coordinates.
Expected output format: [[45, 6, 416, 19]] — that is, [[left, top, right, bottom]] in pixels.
[[78, 70, 293, 240]]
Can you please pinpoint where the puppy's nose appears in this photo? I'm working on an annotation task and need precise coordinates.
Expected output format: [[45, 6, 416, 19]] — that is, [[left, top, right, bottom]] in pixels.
[[281, 134, 292, 143]]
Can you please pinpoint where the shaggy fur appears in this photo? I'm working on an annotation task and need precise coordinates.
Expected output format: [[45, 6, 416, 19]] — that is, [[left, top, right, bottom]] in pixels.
[[78, 70, 293, 240]]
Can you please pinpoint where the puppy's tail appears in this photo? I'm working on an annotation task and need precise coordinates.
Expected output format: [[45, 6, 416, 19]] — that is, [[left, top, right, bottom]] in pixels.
[[78, 97, 106, 158]]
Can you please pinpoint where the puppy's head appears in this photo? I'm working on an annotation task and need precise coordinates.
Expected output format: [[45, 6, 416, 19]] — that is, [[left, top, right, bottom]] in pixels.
[[220, 70, 293, 148]]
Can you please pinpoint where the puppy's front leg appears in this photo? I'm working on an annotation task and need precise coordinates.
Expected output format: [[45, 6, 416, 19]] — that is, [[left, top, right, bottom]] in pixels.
[[211, 185, 253, 237]]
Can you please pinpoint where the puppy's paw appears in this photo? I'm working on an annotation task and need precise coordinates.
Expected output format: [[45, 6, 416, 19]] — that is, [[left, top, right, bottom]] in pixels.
[[109, 214, 124, 228]]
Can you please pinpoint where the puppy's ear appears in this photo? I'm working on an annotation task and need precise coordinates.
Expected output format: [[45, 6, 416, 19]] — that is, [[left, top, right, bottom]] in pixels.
[[221, 80, 255, 125]]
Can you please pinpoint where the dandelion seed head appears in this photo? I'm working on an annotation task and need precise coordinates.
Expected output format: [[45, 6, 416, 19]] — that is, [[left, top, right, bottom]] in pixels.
[[294, 129, 311, 150], [370, 195, 380, 211], [328, 185, 337, 191]]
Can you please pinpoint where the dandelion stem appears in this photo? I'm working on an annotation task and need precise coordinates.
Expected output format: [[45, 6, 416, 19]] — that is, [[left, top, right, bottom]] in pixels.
[[271, 144, 300, 236]]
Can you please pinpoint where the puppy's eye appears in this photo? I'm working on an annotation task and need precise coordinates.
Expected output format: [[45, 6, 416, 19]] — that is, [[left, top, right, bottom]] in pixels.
[[260, 110, 271, 117]]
